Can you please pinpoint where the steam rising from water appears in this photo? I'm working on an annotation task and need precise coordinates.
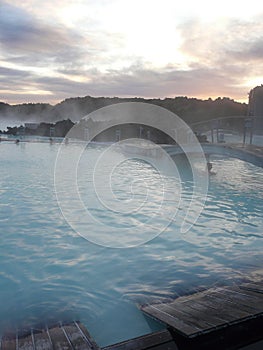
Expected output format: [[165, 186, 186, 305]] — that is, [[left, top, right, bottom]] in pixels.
[[55, 102, 209, 247]]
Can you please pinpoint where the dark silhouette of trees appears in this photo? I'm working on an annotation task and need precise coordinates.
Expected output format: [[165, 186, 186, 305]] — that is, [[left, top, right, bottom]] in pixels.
[[0, 96, 247, 127]]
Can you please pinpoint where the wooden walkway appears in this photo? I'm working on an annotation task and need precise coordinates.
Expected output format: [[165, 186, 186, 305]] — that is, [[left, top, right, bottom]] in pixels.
[[103, 330, 178, 350], [104, 280, 263, 350], [1, 322, 100, 350], [163, 143, 263, 168], [141, 280, 263, 340], [2, 280, 263, 350]]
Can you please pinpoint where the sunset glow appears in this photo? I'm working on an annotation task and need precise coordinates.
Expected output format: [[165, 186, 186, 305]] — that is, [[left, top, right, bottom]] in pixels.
[[0, 0, 262, 104]]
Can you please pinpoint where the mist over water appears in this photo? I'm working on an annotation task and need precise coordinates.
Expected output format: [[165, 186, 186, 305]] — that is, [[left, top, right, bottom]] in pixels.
[[0, 119, 23, 131], [0, 142, 262, 346]]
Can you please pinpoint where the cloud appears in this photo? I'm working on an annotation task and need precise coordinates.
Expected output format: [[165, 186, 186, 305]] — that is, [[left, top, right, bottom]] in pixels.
[[0, 66, 31, 78], [0, 1, 128, 81], [0, 1, 262, 104], [0, 66, 36, 96], [176, 16, 263, 96], [0, 3, 72, 52], [178, 16, 263, 66], [228, 38, 263, 62], [25, 62, 244, 102], [0, 1, 105, 72], [0, 59, 250, 105]]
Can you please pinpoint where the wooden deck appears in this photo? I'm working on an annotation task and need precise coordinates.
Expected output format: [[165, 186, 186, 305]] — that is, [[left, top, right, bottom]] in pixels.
[[141, 280, 263, 339], [1, 322, 100, 350], [102, 329, 178, 350], [102, 280, 263, 350], [1, 280, 263, 350]]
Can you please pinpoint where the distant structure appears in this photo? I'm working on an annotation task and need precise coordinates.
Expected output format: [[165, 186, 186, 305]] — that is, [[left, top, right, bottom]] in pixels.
[[24, 122, 39, 130], [76, 118, 176, 144], [248, 85, 263, 133]]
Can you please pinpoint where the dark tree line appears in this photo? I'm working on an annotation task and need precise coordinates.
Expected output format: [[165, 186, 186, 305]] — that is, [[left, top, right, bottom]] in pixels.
[[0, 96, 247, 126], [3, 119, 74, 137]]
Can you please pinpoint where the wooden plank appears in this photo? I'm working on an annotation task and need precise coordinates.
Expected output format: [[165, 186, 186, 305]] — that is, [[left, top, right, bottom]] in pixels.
[[170, 289, 250, 322], [157, 302, 217, 330], [209, 290, 261, 314], [141, 283, 263, 339], [142, 304, 200, 336], [134, 330, 174, 350], [148, 288, 252, 332], [102, 330, 175, 350], [209, 287, 259, 310], [1, 337, 17, 350], [203, 293, 254, 319], [180, 299, 231, 326], [220, 290, 263, 312], [74, 322, 100, 350], [47, 326, 72, 350], [33, 330, 53, 350], [216, 287, 263, 310], [62, 324, 93, 350], [1, 323, 99, 350], [18, 333, 34, 350], [227, 285, 263, 301], [176, 292, 236, 323], [143, 301, 215, 337], [148, 340, 178, 350]]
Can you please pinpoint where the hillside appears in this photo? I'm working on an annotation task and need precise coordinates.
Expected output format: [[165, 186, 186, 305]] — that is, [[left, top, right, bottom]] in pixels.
[[0, 96, 247, 129]]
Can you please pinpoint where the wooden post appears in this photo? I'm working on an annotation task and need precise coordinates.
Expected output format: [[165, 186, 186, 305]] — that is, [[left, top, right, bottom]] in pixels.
[[243, 126, 246, 145], [244, 118, 253, 146], [249, 119, 254, 145]]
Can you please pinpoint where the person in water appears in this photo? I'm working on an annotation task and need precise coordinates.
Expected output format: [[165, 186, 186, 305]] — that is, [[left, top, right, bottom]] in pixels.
[[207, 162, 216, 175]]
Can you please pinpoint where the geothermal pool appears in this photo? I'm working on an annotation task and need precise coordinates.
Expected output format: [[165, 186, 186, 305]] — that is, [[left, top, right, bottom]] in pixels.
[[0, 141, 262, 346]]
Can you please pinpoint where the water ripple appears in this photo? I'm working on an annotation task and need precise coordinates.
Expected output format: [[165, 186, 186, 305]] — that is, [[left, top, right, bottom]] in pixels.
[[0, 144, 262, 346]]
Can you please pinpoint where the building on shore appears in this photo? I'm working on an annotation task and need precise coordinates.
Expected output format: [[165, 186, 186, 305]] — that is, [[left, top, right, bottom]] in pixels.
[[248, 85, 263, 133]]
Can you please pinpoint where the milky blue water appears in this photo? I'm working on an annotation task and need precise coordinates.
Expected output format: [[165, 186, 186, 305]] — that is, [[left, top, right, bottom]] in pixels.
[[0, 141, 262, 346]]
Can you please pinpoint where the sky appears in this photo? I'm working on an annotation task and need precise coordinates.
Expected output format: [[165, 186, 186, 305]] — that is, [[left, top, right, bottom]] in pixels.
[[0, 0, 263, 105]]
